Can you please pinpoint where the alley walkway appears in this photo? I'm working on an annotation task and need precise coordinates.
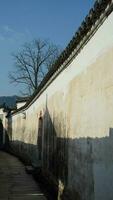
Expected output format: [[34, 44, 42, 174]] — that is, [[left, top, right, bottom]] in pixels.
[[0, 151, 47, 200]]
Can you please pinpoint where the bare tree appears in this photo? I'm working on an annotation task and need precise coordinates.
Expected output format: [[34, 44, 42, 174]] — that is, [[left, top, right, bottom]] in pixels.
[[9, 39, 61, 95]]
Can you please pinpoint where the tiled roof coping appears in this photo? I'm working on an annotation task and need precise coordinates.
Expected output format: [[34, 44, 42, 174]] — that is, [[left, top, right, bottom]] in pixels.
[[16, 97, 30, 103], [12, 0, 113, 115]]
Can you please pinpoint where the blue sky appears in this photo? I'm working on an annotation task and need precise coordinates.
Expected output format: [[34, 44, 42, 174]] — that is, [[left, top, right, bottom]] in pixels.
[[0, 0, 94, 96]]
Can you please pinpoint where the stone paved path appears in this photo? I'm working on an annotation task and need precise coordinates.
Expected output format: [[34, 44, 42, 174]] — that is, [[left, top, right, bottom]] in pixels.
[[0, 151, 47, 200]]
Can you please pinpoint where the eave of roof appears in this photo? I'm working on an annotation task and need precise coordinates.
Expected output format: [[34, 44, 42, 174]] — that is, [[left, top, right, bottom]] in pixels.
[[16, 96, 30, 103], [12, 0, 113, 115]]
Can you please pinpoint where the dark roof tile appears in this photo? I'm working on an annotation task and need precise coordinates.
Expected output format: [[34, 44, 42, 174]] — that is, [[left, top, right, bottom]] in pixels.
[[12, 0, 113, 115]]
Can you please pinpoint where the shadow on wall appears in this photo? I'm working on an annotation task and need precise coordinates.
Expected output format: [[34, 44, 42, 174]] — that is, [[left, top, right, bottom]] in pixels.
[[8, 107, 113, 200], [8, 115, 12, 142], [0, 119, 9, 150]]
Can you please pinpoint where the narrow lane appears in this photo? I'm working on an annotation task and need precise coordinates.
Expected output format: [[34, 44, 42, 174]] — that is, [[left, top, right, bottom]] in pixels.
[[0, 151, 47, 200]]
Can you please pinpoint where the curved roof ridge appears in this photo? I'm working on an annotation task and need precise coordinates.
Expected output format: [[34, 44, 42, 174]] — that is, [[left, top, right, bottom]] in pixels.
[[12, 0, 113, 115]]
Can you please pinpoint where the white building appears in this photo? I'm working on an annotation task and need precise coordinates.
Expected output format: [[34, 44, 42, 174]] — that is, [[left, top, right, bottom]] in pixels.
[[0, 106, 7, 144]]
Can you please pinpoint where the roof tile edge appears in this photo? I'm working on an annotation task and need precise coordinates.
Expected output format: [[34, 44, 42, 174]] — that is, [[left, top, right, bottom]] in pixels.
[[12, 0, 113, 115]]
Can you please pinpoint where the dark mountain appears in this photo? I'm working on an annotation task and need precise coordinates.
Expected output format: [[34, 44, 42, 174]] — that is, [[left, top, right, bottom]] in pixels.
[[0, 96, 18, 108]]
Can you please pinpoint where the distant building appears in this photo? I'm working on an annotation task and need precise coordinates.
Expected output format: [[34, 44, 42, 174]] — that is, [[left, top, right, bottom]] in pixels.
[[0, 105, 8, 145], [16, 96, 29, 109]]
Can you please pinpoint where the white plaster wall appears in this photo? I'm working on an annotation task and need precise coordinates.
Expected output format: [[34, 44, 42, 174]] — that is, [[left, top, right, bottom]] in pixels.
[[11, 10, 113, 200], [16, 102, 26, 109]]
